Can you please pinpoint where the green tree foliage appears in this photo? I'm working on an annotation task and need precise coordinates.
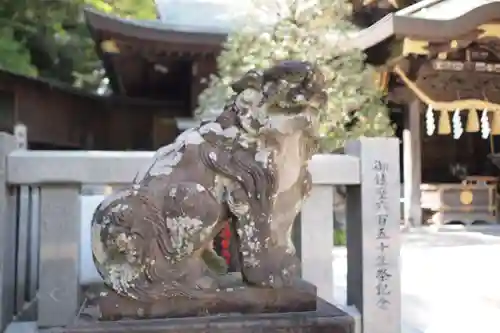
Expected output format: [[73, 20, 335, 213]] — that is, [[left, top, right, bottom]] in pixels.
[[0, 0, 156, 89], [196, 0, 394, 151], [87, 0, 157, 20]]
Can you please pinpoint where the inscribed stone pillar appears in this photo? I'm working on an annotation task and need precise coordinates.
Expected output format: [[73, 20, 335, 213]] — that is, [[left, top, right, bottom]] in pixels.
[[345, 137, 401, 333]]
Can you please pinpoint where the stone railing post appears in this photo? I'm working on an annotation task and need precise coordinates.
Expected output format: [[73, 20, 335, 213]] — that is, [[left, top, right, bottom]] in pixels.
[[37, 185, 81, 328], [301, 184, 334, 304], [345, 137, 401, 333], [0, 132, 16, 332], [300, 154, 360, 305], [13, 124, 31, 315]]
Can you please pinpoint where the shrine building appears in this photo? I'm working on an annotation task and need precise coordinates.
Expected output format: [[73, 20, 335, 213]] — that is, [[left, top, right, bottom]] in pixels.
[[0, 69, 179, 150], [347, 0, 500, 226]]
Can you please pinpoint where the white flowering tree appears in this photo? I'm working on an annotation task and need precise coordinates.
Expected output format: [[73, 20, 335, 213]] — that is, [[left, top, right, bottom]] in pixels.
[[196, 0, 394, 151]]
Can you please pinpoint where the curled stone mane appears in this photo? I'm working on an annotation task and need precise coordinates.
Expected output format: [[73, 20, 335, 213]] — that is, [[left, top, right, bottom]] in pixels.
[[200, 146, 275, 218], [199, 100, 276, 222]]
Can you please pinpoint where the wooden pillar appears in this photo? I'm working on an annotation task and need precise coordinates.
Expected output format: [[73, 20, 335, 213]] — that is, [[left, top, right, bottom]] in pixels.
[[190, 60, 199, 112], [190, 56, 218, 115], [403, 99, 422, 227]]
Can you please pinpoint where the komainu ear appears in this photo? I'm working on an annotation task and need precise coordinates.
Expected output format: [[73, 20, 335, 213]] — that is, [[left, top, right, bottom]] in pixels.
[[231, 69, 263, 93]]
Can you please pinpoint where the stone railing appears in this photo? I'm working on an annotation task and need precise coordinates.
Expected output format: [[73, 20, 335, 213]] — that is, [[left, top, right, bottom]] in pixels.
[[0, 132, 401, 333]]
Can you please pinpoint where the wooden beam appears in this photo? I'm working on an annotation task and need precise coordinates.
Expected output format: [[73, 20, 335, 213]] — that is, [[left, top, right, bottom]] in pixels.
[[393, 65, 500, 111], [393, 6, 500, 42]]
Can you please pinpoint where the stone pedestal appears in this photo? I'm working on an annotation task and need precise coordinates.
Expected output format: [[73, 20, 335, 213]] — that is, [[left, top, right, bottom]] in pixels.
[[94, 283, 317, 320], [55, 298, 353, 333], [83, 275, 317, 321], [53, 276, 353, 333]]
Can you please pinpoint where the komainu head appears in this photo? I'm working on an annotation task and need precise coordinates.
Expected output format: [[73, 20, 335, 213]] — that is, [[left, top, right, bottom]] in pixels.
[[230, 60, 328, 136]]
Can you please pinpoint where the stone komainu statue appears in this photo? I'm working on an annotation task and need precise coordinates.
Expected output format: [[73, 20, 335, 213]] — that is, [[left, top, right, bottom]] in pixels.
[[91, 60, 327, 302]]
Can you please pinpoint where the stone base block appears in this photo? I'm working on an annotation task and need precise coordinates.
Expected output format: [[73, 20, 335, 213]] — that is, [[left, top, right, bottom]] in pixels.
[[51, 298, 353, 333], [84, 275, 317, 320]]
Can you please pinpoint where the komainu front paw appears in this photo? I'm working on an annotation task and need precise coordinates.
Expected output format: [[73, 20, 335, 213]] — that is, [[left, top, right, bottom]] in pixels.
[[201, 248, 228, 275], [241, 248, 300, 288]]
